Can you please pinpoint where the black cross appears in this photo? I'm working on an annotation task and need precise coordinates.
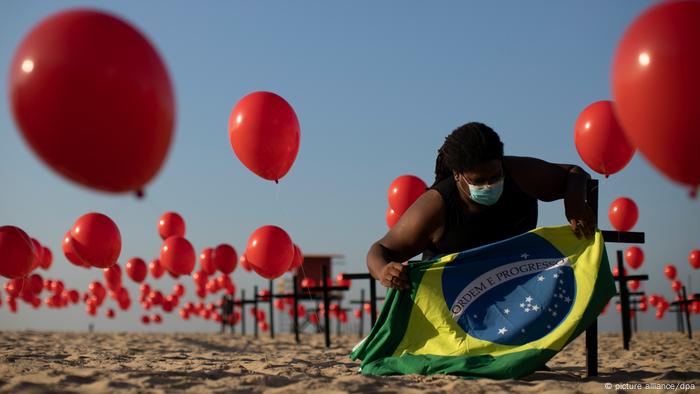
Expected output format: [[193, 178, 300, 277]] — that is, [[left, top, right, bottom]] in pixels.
[[669, 286, 695, 339]]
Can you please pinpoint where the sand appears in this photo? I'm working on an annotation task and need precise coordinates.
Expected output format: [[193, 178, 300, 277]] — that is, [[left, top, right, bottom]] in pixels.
[[0, 331, 698, 393]]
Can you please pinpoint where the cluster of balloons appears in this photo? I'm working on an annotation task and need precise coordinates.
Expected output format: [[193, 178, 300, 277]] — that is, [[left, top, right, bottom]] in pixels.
[[137, 282, 183, 314], [62, 213, 122, 269], [0, 226, 52, 279], [611, 0, 700, 196], [9, 9, 175, 196], [386, 175, 427, 229]]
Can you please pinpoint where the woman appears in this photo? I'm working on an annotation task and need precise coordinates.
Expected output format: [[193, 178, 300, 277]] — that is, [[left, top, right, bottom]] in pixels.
[[367, 122, 597, 291]]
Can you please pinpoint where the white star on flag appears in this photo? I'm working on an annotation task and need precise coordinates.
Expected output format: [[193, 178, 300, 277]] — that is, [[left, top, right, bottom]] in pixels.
[[537, 275, 545, 282], [524, 307, 530, 312], [504, 308, 510, 314], [520, 303, 525, 308], [564, 296, 571, 303], [521, 253, 530, 259], [525, 296, 533, 303], [498, 327, 508, 335], [532, 305, 540, 311], [553, 273, 558, 278], [552, 311, 558, 316]]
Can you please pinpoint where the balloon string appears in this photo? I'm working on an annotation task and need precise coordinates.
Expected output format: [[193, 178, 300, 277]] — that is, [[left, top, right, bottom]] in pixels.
[[298, 263, 323, 330]]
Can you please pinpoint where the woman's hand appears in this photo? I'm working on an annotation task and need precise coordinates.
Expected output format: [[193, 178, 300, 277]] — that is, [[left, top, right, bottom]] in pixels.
[[567, 202, 597, 239], [380, 262, 410, 291]]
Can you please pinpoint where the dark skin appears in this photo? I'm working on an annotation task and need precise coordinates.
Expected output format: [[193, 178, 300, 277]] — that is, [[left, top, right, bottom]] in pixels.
[[367, 155, 597, 291]]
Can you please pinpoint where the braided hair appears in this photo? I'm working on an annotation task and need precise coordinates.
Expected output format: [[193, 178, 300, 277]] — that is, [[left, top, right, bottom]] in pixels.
[[434, 122, 504, 184]]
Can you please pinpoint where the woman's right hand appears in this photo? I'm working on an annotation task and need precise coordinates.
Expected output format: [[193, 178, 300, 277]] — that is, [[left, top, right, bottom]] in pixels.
[[380, 262, 410, 291]]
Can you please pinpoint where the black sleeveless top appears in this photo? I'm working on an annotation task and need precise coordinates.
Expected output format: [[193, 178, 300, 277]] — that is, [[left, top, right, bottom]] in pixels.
[[421, 167, 538, 260]]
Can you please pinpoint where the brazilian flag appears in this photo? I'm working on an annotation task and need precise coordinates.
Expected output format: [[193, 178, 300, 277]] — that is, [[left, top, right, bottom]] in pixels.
[[350, 225, 615, 379]]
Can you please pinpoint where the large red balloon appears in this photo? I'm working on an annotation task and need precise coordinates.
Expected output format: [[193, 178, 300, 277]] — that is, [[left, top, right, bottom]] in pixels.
[[574, 100, 635, 177], [158, 212, 185, 240], [387, 175, 427, 216], [70, 212, 121, 268], [159, 236, 195, 276], [8, 9, 175, 194], [228, 91, 300, 182], [664, 264, 677, 280], [62, 232, 90, 269], [126, 257, 147, 283], [0, 226, 36, 279], [612, 0, 700, 195], [246, 225, 294, 279], [624, 246, 644, 270], [608, 197, 638, 231], [689, 249, 700, 270], [212, 244, 237, 274], [199, 247, 217, 275]]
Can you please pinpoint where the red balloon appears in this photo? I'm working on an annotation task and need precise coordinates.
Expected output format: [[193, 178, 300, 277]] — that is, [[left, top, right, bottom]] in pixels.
[[386, 207, 400, 229], [612, 266, 627, 278], [141, 315, 151, 324], [353, 309, 362, 319], [39, 246, 52, 270], [228, 91, 301, 181], [301, 278, 315, 288], [671, 279, 682, 293], [0, 226, 36, 279], [212, 244, 237, 274], [67, 289, 80, 304], [27, 273, 43, 294], [149, 259, 164, 279], [51, 280, 65, 294], [664, 264, 677, 280], [192, 270, 208, 288], [9, 9, 174, 194], [608, 197, 639, 231], [125, 258, 147, 283], [103, 264, 122, 289], [70, 212, 121, 268], [246, 226, 294, 279], [612, 0, 700, 195], [159, 236, 195, 276], [158, 212, 185, 240], [689, 249, 700, 270], [199, 247, 217, 275], [179, 308, 190, 320], [173, 283, 185, 297], [288, 244, 304, 271], [239, 254, 253, 272], [574, 100, 635, 177], [387, 175, 427, 216], [5, 277, 25, 297], [363, 303, 371, 314], [274, 299, 285, 311], [62, 232, 90, 268], [30, 238, 43, 272], [624, 247, 644, 270], [106, 308, 115, 319], [628, 280, 640, 291]]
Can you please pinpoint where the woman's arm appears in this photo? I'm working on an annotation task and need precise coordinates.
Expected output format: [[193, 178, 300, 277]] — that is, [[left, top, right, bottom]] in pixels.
[[504, 156, 597, 238], [367, 189, 444, 290]]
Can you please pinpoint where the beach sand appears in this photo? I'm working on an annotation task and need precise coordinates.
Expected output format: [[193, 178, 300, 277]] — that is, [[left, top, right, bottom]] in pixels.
[[0, 330, 698, 393]]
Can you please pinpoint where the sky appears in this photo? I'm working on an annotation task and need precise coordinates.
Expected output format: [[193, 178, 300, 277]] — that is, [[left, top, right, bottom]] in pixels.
[[1, 1, 698, 334]]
